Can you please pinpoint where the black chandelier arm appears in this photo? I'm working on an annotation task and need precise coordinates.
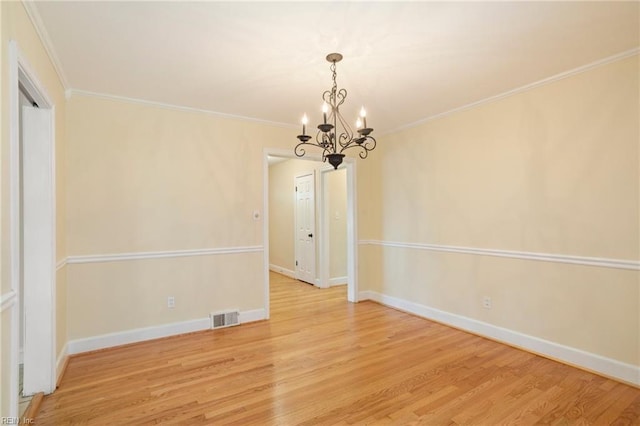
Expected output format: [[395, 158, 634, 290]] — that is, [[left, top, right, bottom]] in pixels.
[[294, 141, 308, 158], [358, 136, 377, 158], [337, 135, 377, 158], [357, 147, 370, 159], [295, 139, 335, 158], [361, 135, 376, 151]]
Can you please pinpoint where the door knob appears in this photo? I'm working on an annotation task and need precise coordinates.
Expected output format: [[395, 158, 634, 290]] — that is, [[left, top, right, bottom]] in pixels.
[[308, 233, 313, 238]]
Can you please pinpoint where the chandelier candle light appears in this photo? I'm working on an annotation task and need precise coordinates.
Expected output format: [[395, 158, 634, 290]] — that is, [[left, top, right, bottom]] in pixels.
[[295, 53, 376, 169]]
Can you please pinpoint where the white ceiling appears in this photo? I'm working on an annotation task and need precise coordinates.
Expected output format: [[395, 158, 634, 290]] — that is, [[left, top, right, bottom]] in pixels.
[[31, 1, 639, 134]]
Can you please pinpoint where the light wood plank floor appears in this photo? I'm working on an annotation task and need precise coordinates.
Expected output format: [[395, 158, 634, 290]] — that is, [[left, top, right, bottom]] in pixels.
[[37, 272, 639, 425]]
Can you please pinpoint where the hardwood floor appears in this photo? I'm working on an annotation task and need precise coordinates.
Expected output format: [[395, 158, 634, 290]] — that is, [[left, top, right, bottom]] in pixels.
[[37, 272, 639, 425]]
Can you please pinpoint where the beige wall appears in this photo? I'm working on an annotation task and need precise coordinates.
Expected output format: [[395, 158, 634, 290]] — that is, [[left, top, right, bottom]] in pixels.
[[65, 94, 296, 340], [371, 56, 639, 366], [67, 254, 263, 339], [327, 168, 347, 280], [0, 1, 67, 416]]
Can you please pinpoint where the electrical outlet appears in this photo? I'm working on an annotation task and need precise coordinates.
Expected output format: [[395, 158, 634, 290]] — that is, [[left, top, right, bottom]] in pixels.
[[482, 296, 492, 309], [167, 296, 175, 309]]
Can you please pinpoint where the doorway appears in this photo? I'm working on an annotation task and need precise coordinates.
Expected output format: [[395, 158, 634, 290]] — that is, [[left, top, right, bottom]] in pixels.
[[263, 149, 358, 319], [9, 41, 57, 416]]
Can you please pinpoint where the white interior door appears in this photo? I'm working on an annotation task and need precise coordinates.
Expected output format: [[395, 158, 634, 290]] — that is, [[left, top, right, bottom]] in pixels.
[[22, 105, 55, 395], [295, 173, 316, 285]]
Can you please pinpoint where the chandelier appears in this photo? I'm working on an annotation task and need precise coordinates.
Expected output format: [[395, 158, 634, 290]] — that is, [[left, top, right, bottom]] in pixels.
[[295, 53, 376, 169]]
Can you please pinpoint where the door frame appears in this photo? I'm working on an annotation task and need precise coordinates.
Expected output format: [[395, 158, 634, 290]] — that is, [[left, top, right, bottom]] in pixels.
[[263, 148, 359, 319], [317, 165, 349, 290], [8, 40, 57, 406]]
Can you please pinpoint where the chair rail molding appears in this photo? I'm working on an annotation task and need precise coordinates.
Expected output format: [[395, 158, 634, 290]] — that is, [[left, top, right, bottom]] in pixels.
[[0, 290, 18, 313], [359, 240, 640, 271], [65, 245, 264, 265]]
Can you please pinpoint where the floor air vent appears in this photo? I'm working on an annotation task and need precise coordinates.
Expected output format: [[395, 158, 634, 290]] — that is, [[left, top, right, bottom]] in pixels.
[[210, 310, 240, 329]]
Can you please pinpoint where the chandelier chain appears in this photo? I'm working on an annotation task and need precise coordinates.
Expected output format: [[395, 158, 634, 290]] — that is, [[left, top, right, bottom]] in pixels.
[[330, 61, 337, 100]]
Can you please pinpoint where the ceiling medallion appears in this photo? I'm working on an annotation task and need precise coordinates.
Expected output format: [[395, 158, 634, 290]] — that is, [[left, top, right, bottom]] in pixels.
[[295, 53, 376, 169]]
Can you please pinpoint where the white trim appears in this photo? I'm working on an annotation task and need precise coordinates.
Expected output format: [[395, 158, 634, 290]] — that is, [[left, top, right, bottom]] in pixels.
[[21, 1, 69, 90], [0, 291, 17, 313], [329, 277, 348, 286], [318, 164, 344, 289], [68, 89, 296, 129], [66, 309, 266, 355], [360, 240, 640, 271], [9, 40, 58, 410], [345, 160, 358, 302], [319, 167, 331, 289], [56, 342, 68, 383], [263, 153, 272, 320], [388, 48, 640, 135], [20, 93, 57, 398], [7, 42, 20, 417], [360, 290, 640, 386], [67, 318, 210, 354], [238, 308, 267, 324], [56, 259, 67, 271], [65, 245, 264, 265], [13, 44, 55, 108], [9, 300, 19, 417], [269, 264, 296, 279]]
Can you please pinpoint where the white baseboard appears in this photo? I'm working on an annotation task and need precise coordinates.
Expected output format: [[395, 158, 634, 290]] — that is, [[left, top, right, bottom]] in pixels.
[[56, 342, 68, 385], [268, 265, 345, 286], [67, 308, 267, 355], [269, 264, 296, 278], [239, 308, 267, 324], [359, 290, 640, 386], [329, 276, 348, 286]]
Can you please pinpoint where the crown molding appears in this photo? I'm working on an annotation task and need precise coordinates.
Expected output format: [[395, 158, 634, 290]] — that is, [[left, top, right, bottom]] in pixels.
[[387, 47, 640, 135], [66, 89, 298, 129], [21, 0, 69, 90]]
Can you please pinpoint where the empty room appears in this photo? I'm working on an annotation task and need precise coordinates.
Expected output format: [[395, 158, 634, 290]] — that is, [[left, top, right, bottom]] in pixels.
[[0, 1, 639, 424]]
